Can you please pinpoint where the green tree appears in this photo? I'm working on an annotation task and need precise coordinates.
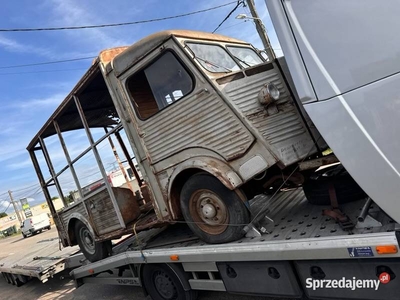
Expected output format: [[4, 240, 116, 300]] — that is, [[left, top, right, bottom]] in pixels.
[[0, 212, 8, 218]]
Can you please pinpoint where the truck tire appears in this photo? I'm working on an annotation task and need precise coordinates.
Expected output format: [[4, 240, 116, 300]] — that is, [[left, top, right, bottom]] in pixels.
[[74, 221, 111, 262], [180, 173, 250, 244], [142, 264, 197, 300], [303, 166, 367, 205]]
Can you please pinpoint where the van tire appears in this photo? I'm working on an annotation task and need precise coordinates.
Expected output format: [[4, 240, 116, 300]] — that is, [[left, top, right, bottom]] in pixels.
[[22, 233, 26, 238], [74, 221, 111, 262], [180, 174, 250, 244]]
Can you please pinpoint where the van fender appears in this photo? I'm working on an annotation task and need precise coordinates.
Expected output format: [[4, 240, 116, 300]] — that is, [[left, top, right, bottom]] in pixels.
[[66, 213, 96, 245], [166, 157, 243, 219], [169, 157, 243, 192]]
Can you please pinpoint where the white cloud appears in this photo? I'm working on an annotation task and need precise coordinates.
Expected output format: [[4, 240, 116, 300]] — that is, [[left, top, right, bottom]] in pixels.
[[0, 34, 54, 58], [45, 0, 133, 49], [6, 158, 34, 171], [13, 93, 65, 110], [0, 200, 10, 209]]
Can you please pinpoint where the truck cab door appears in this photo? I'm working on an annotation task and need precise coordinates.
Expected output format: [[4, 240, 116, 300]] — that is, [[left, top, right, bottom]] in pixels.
[[267, 0, 400, 223]]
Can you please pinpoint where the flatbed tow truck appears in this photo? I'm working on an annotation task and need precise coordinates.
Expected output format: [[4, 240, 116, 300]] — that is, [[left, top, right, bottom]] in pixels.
[[69, 189, 400, 300], [2, 188, 399, 299], [4, 0, 400, 299]]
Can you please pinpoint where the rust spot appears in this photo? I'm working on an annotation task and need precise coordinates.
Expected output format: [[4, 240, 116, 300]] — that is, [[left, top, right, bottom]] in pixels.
[[99, 47, 129, 64], [205, 160, 235, 189], [246, 109, 266, 120]]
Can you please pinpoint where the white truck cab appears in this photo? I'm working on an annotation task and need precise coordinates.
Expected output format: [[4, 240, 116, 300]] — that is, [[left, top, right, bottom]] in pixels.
[[20, 213, 51, 238]]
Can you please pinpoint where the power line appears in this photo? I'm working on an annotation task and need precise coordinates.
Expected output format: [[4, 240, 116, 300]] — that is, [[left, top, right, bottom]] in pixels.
[[213, 1, 244, 33], [0, 67, 87, 75], [0, 198, 8, 208], [0, 191, 9, 198], [214, 20, 247, 33], [23, 186, 43, 200], [0, 56, 95, 70], [10, 182, 40, 193], [0, 1, 238, 32], [2, 202, 11, 214]]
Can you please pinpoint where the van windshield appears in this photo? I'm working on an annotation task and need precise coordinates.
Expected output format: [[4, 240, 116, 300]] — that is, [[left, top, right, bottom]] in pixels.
[[186, 43, 240, 73], [227, 46, 264, 67]]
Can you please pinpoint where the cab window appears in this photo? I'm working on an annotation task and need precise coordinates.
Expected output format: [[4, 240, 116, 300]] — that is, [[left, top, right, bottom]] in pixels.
[[227, 46, 264, 67], [126, 51, 193, 120], [186, 43, 240, 73]]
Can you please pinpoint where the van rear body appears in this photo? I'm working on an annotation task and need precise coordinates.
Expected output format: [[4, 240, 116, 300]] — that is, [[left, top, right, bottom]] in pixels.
[[20, 213, 51, 238]]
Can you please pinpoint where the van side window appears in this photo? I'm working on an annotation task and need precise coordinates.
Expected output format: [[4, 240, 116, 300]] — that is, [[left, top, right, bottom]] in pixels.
[[126, 51, 193, 120]]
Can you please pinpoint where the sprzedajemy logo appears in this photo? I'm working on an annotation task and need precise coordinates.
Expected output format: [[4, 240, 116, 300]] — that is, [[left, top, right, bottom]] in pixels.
[[306, 273, 391, 291]]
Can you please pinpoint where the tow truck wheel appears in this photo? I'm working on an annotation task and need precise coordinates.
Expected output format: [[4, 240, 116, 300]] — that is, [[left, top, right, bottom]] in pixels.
[[74, 221, 110, 262], [180, 173, 250, 244], [142, 264, 197, 300]]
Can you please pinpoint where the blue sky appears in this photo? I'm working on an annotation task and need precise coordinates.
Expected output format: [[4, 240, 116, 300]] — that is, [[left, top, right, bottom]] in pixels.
[[0, 0, 282, 213]]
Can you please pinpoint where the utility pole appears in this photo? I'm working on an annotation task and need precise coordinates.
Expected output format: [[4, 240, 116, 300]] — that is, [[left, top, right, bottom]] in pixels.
[[8, 190, 23, 223], [245, 0, 275, 60]]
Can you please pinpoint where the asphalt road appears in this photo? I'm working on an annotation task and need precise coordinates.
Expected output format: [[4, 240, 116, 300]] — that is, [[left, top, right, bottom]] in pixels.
[[0, 230, 295, 300]]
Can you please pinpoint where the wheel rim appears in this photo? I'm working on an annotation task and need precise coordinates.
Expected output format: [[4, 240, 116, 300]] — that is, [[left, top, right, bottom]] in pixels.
[[78, 226, 95, 255], [153, 270, 177, 300], [189, 189, 228, 235]]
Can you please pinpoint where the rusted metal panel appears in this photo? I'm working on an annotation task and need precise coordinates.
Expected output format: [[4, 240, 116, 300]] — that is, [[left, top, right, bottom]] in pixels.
[[60, 202, 89, 230], [221, 65, 316, 166], [141, 92, 254, 164], [87, 187, 140, 235], [99, 46, 128, 65], [299, 155, 339, 171], [87, 189, 121, 235], [59, 187, 140, 237]]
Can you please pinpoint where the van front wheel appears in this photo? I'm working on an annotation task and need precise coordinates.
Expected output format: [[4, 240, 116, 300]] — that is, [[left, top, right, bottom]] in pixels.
[[74, 221, 110, 262], [180, 174, 250, 244]]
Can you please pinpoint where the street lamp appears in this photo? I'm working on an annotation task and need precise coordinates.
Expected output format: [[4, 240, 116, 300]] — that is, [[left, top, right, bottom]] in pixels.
[[235, 13, 275, 60], [235, 13, 260, 20]]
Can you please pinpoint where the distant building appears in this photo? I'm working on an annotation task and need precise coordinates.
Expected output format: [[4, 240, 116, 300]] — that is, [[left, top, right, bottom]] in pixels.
[[77, 165, 141, 199], [0, 198, 64, 231]]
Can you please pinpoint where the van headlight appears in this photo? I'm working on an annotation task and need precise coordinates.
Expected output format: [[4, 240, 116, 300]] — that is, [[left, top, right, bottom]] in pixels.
[[258, 82, 280, 105], [266, 83, 280, 100]]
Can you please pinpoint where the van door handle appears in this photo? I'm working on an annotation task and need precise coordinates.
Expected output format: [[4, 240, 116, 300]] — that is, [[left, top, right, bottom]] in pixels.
[[195, 88, 209, 96]]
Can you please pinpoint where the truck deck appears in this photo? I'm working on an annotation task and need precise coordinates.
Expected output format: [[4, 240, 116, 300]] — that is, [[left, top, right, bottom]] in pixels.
[[0, 231, 81, 286], [79, 187, 399, 261], [71, 188, 400, 300]]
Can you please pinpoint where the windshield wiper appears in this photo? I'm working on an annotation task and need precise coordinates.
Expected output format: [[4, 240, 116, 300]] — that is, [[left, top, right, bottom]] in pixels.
[[195, 56, 232, 73], [232, 55, 251, 67]]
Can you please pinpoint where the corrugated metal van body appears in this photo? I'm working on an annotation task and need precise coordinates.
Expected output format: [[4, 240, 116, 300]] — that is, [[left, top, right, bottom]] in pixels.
[[59, 187, 139, 237], [140, 89, 255, 164], [59, 202, 88, 233], [218, 64, 316, 166]]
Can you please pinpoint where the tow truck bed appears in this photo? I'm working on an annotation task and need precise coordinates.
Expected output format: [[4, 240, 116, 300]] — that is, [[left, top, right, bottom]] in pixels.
[[71, 189, 400, 300], [0, 235, 81, 286]]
